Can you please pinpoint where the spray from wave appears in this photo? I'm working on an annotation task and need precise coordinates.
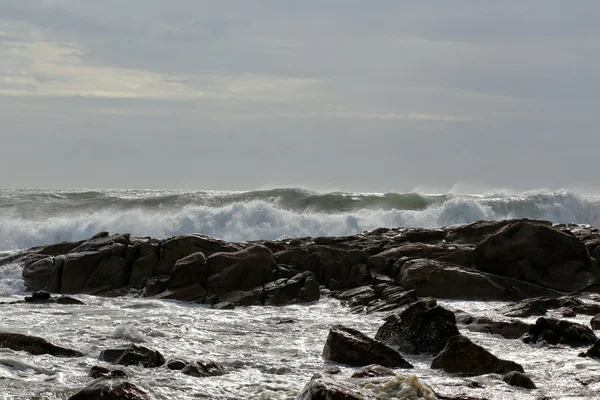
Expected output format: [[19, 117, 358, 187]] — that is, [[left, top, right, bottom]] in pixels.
[[1, 188, 600, 251]]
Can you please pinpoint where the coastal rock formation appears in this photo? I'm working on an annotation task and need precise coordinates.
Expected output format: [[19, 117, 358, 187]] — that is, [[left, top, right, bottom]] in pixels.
[[181, 360, 226, 378], [99, 345, 165, 368], [455, 312, 529, 339], [503, 371, 537, 389], [472, 220, 594, 292], [503, 296, 600, 318], [375, 300, 459, 354], [89, 366, 128, 379], [296, 374, 379, 400], [322, 325, 413, 368], [0, 332, 84, 357], [167, 252, 207, 288], [431, 335, 524, 376], [350, 364, 396, 378], [523, 318, 597, 347], [68, 379, 152, 400]]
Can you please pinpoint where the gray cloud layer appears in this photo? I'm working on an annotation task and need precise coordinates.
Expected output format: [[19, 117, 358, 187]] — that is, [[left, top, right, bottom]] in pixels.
[[1, 1, 599, 192]]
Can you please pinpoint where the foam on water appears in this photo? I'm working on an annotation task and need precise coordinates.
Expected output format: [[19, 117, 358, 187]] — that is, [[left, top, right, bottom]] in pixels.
[[0, 262, 26, 297], [1, 188, 600, 251]]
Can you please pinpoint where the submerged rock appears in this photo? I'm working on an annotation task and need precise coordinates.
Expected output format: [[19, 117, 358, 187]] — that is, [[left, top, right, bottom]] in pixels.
[[181, 360, 226, 378], [99, 345, 165, 368], [0, 332, 84, 357], [431, 335, 524, 376], [503, 371, 537, 389], [89, 365, 128, 379], [351, 364, 395, 378], [375, 300, 459, 354], [295, 374, 378, 400], [523, 318, 597, 347], [68, 379, 152, 400], [322, 325, 413, 368], [455, 312, 529, 340]]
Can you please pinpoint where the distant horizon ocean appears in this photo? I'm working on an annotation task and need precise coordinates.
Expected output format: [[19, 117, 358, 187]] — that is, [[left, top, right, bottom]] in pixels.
[[1, 187, 599, 252]]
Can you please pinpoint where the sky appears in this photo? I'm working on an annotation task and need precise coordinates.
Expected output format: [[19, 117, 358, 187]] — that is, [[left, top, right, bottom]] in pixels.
[[0, 0, 599, 193]]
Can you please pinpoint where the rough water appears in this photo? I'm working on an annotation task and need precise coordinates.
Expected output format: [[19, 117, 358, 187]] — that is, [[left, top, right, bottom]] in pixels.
[[2, 188, 600, 251], [2, 188, 600, 399]]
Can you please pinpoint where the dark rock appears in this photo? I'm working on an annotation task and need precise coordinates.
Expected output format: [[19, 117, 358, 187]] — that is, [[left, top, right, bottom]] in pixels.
[[350, 364, 395, 378], [206, 245, 276, 296], [456, 313, 529, 340], [397, 259, 561, 301], [523, 318, 597, 347], [168, 252, 207, 287], [89, 366, 128, 379], [431, 335, 524, 376], [68, 379, 151, 400], [22, 292, 84, 305], [503, 371, 537, 389], [296, 374, 378, 400], [181, 360, 226, 377], [23, 256, 62, 292], [99, 345, 165, 368], [322, 325, 413, 368], [323, 366, 342, 375], [375, 300, 460, 354], [0, 332, 84, 357], [28, 291, 51, 301], [143, 276, 169, 297], [55, 296, 85, 305], [504, 296, 600, 318], [166, 359, 187, 370], [472, 221, 593, 292], [445, 219, 538, 244], [277, 319, 295, 324], [152, 283, 206, 302], [263, 271, 320, 305], [581, 339, 600, 359], [591, 314, 600, 330]]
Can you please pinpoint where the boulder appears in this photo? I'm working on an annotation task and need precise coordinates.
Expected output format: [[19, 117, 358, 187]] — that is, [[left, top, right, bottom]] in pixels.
[[503, 371, 537, 389], [375, 300, 460, 354], [503, 296, 600, 318], [431, 335, 524, 376], [206, 245, 276, 296], [295, 374, 378, 400], [455, 313, 529, 340], [68, 379, 152, 400], [0, 332, 83, 357], [445, 219, 541, 244], [166, 359, 187, 370], [151, 283, 207, 302], [181, 360, 226, 377], [322, 325, 413, 368], [168, 252, 207, 287], [591, 314, 600, 330], [23, 291, 84, 305], [129, 253, 158, 287], [397, 259, 561, 301], [350, 364, 395, 378], [322, 249, 370, 289], [89, 366, 128, 379], [472, 221, 593, 291], [22, 256, 62, 292], [85, 256, 128, 289], [99, 345, 165, 368], [580, 339, 600, 358], [523, 318, 597, 347], [263, 271, 320, 305]]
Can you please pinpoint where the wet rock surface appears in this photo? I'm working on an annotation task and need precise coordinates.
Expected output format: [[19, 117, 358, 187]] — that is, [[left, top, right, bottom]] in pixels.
[[0, 332, 84, 357]]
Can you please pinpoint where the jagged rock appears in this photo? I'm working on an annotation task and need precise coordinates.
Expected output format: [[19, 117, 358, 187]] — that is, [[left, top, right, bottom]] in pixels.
[[296, 374, 378, 400], [591, 314, 600, 330], [99, 345, 165, 368], [89, 366, 128, 379], [322, 325, 413, 368], [22, 256, 62, 292], [431, 335, 524, 376], [68, 379, 152, 400], [375, 300, 459, 354], [503, 371, 537, 389], [181, 360, 226, 377], [23, 292, 84, 305], [455, 312, 529, 339], [397, 258, 561, 301], [472, 221, 593, 292], [446, 219, 540, 244], [129, 253, 158, 287], [0, 332, 83, 357], [350, 364, 395, 378], [523, 318, 597, 347], [580, 339, 600, 358], [504, 296, 600, 318], [274, 247, 310, 268], [322, 249, 370, 289], [168, 252, 207, 287], [263, 271, 320, 305], [207, 245, 276, 295]]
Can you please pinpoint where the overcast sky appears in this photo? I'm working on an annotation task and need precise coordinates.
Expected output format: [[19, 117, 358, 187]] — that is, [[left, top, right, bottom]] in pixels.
[[1, 1, 599, 193]]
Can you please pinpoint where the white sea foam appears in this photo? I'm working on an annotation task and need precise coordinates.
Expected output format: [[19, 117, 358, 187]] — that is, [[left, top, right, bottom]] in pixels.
[[0, 262, 26, 297]]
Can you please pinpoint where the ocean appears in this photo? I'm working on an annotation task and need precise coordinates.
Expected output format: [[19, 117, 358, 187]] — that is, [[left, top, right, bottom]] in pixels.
[[1, 188, 600, 399]]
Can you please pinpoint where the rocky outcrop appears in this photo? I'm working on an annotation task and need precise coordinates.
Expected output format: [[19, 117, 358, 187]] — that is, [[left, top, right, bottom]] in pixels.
[[472, 221, 594, 292], [68, 379, 152, 400], [375, 300, 459, 354], [168, 252, 207, 288], [322, 325, 413, 368], [455, 312, 529, 340], [350, 364, 395, 378], [0, 332, 84, 357], [181, 360, 226, 378], [580, 339, 600, 358], [397, 259, 561, 301], [431, 335, 524, 376], [503, 296, 600, 318], [99, 345, 165, 368], [296, 374, 378, 400], [503, 371, 537, 389], [523, 318, 597, 347]]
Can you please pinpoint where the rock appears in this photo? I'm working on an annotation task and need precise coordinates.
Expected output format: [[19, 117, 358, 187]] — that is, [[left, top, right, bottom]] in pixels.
[[68, 379, 152, 400], [375, 300, 460, 354], [397, 259, 561, 301], [504, 296, 600, 318], [143, 276, 169, 297], [168, 252, 207, 287], [456, 313, 529, 340], [22, 292, 84, 305], [85, 256, 128, 289], [26, 291, 51, 301], [0, 332, 84, 357], [263, 271, 320, 305], [322, 325, 413, 368], [591, 314, 600, 330], [206, 245, 276, 296], [431, 335, 524, 376], [129, 253, 158, 287], [322, 249, 370, 289], [181, 360, 226, 377], [323, 366, 341, 375], [580, 339, 600, 358], [503, 371, 537, 389], [350, 364, 395, 378], [166, 359, 187, 370], [445, 219, 538, 244], [152, 283, 206, 302], [472, 221, 593, 292], [22, 256, 62, 292], [99, 345, 165, 368], [296, 374, 379, 400], [55, 296, 85, 305], [523, 318, 597, 347], [89, 365, 128, 379]]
